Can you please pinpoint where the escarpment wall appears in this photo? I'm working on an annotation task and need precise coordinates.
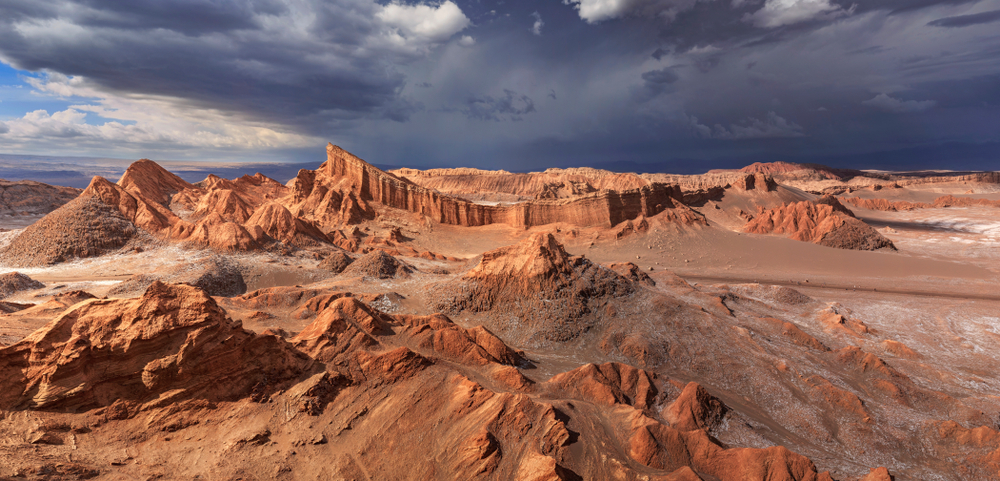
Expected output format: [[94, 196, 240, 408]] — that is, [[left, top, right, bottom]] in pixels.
[[304, 144, 690, 229]]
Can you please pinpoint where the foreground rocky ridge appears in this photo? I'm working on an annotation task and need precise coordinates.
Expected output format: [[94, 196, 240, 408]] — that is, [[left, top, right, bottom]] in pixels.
[[0, 280, 844, 480], [2, 230, 998, 478]]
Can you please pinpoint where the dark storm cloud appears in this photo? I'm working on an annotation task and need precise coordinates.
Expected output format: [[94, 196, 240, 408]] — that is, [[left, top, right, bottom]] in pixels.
[[74, 0, 287, 35], [928, 9, 1000, 27], [1, 0, 998, 171], [463, 89, 537, 121], [641, 68, 680, 85], [0, 0, 469, 132]]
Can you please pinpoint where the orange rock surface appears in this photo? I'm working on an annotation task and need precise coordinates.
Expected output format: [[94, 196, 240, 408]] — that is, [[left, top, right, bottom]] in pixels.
[[743, 196, 895, 250]]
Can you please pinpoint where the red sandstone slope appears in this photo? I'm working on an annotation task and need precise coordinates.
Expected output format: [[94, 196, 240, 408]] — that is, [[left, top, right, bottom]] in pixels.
[[743, 196, 895, 250], [0, 281, 311, 411], [0, 281, 843, 480]]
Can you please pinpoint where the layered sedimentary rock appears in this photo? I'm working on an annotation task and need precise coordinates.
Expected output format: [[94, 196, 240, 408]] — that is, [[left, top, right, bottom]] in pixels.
[[743, 196, 896, 251], [392, 166, 652, 200], [842, 195, 1000, 212], [288, 144, 705, 230], [0, 282, 311, 411], [395, 165, 779, 203]]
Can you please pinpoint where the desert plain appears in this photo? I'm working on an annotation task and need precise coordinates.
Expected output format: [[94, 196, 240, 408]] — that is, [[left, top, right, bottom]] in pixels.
[[0, 144, 998, 480]]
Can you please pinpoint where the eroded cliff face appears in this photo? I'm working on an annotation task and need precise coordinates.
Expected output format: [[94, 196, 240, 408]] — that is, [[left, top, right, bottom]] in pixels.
[[287, 144, 706, 230]]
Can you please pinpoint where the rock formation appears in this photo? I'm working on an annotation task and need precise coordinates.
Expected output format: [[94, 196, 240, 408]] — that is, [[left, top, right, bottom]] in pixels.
[[0, 272, 44, 299], [0, 194, 143, 266], [841, 195, 1000, 212], [743, 196, 896, 250], [434, 233, 637, 344], [0, 179, 81, 217], [287, 143, 705, 230], [318, 251, 354, 273], [0, 281, 312, 410], [340, 250, 414, 279], [108, 257, 247, 297]]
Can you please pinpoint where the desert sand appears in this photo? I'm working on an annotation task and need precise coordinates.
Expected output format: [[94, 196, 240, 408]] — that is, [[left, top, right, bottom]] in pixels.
[[0, 145, 998, 480]]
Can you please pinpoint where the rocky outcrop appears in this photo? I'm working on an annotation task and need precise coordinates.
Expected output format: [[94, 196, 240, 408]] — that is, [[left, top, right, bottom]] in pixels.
[[0, 160, 316, 264], [245, 202, 329, 247], [340, 250, 414, 279], [433, 233, 636, 344], [744, 196, 895, 251], [287, 144, 703, 230], [108, 257, 247, 297], [0, 272, 45, 299], [543, 363, 835, 481], [0, 281, 312, 410], [840, 197, 930, 212], [842, 194, 1000, 212], [393, 166, 651, 200], [318, 251, 354, 273]]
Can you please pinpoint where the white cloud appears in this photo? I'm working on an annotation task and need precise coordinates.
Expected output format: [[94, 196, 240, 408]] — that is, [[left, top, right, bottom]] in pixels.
[[861, 93, 936, 113], [565, 0, 636, 23], [745, 0, 853, 28], [564, 0, 699, 23], [377, 1, 471, 45], [690, 111, 805, 139], [0, 72, 318, 154], [458, 35, 476, 47], [531, 12, 545, 35]]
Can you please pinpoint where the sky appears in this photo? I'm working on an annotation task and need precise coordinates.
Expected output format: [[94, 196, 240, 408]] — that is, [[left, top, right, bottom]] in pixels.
[[0, 0, 999, 173]]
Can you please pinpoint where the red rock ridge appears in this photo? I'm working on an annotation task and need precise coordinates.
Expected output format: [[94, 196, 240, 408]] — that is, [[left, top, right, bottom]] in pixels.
[[0, 281, 311, 411], [287, 143, 704, 229]]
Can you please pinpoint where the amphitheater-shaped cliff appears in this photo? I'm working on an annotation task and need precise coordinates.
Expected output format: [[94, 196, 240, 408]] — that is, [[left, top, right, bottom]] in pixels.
[[287, 143, 706, 230]]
